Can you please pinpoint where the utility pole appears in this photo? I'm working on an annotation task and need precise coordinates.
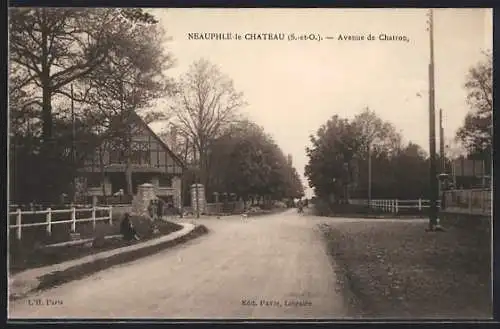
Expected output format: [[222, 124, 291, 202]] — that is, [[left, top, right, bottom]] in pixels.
[[193, 144, 200, 219], [71, 83, 76, 203], [439, 109, 445, 173], [427, 9, 439, 231], [368, 143, 372, 210]]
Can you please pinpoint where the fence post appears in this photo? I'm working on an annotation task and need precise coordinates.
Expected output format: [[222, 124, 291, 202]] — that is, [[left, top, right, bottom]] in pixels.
[[16, 209, 22, 240], [418, 198, 422, 211], [92, 206, 96, 230], [46, 208, 52, 236], [468, 190, 472, 214], [395, 200, 399, 213], [71, 207, 76, 232], [109, 206, 113, 226]]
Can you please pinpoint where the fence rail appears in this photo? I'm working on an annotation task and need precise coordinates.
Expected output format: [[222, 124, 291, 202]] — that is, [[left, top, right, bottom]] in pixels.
[[9, 203, 92, 212], [350, 190, 491, 216], [442, 188, 491, 216], [349, 199, 441, 213], [8, 206, 113, 240]]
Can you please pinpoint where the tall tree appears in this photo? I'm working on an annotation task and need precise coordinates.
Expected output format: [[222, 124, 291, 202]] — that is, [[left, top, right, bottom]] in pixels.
[[9, 8, 171, 201], [11, 8, 126, 141], [456, 50, 492, 162], [79, 18, 174, 196], [208, 119, 304, 203], [305, 115, 358, 201], [350, 108, 402, 199], [170, 58, 246, 190], [305, 109, 404, 203], [351, 107, 402, 159]]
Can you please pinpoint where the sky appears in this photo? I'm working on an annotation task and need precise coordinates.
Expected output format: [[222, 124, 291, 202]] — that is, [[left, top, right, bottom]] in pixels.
[[148, 8, 492, 198]]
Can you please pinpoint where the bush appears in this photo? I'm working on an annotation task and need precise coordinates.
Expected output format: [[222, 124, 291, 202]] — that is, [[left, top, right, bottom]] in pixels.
[[313, 198, 333, 216]]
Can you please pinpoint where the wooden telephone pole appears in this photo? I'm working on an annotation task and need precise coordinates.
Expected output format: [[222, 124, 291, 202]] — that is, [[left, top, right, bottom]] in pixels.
[[368, 143, 372, 209], [427, 9, 439, 230], [71, 83, 76, 203], [439, 109, 445, 173]]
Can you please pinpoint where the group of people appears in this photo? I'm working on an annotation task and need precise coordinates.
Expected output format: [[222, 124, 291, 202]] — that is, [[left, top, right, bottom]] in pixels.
[[121, 199, 171, 242]]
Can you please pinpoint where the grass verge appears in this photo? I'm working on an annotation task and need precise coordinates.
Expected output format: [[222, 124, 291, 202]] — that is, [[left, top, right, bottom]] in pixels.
[[320, 220, 491, 319], [9, 217, 183, 275], [10, 225, 208, 301]]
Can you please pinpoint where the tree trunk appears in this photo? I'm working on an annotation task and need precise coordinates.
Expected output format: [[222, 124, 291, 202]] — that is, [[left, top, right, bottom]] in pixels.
[[124, 118, 134, 197], [41, 87, 52, 144], [125, 156, 133, 196], [39, 10, 53, 203], [100, 147, 107, 199], [40, 9, 52, 143]]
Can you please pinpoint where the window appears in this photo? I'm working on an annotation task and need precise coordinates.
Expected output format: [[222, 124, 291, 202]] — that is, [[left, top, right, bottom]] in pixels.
[[87, 175, 101, 188], [158, 175, 172, 187], [109, 149, 125, 164], [131, 150, 150, 165], [130, 141, 150, 165]]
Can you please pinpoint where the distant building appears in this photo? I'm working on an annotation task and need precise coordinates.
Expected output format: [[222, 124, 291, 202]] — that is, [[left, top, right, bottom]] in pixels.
[[76, 112, 185, 208]]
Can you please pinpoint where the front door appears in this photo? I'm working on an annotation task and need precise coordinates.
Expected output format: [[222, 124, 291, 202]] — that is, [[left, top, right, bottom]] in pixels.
[[132, 173, 153, 194], [109, 173, 127, 194]]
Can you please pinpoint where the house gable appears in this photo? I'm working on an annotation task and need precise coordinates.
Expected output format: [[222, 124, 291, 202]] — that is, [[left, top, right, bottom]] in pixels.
[[130, 112, 185, 169], [81, 112, 184, 175]]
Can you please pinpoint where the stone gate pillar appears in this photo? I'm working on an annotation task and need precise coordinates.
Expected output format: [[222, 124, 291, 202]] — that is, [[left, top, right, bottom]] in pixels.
[[190, 184, 206, 215], [132, 183, 157, 218]]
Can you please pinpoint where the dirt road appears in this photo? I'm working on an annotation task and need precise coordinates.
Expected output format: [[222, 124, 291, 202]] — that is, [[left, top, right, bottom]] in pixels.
[[9, 209, 347, 319]]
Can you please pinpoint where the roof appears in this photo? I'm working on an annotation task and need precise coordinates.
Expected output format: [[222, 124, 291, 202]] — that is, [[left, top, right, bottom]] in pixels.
[[104, 111, 186, 169], [130, 111, 186, 169]]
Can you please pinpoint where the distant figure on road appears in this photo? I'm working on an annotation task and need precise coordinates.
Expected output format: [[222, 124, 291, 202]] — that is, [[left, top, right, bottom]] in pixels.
[[120, 213, 140, 241], [297, 199, 304, 213]]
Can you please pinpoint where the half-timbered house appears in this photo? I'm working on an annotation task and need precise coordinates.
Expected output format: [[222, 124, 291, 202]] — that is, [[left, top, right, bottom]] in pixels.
[[76, 112, 185, 209]]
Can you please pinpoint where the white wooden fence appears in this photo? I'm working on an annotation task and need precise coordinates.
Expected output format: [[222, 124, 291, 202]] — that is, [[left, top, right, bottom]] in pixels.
[[8, 206, 113, 240], [349, 199, 441, 213]]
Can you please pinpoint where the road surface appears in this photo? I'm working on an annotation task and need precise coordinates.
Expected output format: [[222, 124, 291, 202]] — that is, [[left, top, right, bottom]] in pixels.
[[9, 209, 348, 319]]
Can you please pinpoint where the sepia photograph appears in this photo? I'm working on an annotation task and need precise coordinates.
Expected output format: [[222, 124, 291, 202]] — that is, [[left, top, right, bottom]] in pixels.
[[7, 7, 493, 320]]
